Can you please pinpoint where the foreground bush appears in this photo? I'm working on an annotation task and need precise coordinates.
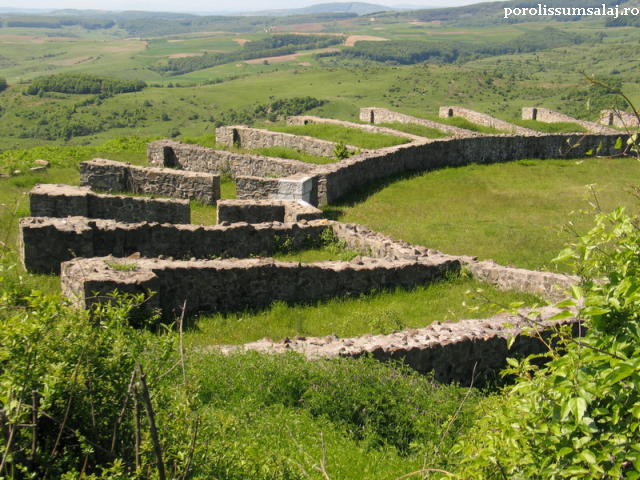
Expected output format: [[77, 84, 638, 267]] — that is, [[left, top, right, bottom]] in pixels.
[[452, 204, 640, 478]]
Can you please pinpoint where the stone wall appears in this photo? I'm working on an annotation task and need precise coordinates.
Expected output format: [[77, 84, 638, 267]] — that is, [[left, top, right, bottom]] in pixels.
[[522, 107, 619, 134], [22, 214, 577, 303], [216, 125, 358, 158], [440, 106, 537, 134], [147, 139, 315, 179], [235, 173, 319, 206], [217, 199, 323, 224], [598, 109, 640, 128], [80, 159, 220, 205], [221, 305, 579, 386], [20, 216, 331, 274], [316, 132, 627, 205], [359, 107, 473, 136], [30, 184, 190, 224], [61, 254, 457, 318]]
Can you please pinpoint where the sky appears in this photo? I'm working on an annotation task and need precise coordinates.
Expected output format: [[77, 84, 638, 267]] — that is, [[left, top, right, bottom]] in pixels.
[[0, 0, 485, 14]]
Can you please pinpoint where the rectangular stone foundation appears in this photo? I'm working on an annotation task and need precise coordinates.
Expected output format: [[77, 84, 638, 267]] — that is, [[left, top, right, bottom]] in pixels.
[[30, 184, 190, 224], [61, 255, 458, 318]]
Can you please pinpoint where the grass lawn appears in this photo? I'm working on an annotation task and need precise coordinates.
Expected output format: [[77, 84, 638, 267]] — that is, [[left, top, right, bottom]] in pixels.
[[323, 156, 640, 271]]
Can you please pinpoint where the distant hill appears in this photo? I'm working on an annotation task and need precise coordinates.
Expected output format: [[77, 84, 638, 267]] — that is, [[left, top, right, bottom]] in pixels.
[[390, 0, 639, 26], [249, 2, 395, 17]]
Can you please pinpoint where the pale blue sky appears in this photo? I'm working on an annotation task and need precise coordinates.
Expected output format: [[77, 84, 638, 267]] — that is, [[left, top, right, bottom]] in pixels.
[[0, 0, 486, 14]]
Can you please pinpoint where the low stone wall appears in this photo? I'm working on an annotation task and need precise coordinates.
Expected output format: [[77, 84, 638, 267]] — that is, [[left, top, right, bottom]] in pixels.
[[598, 109, 640, 128], [20, 216, 331, 274], [147, 139, 315, 179], [522, 107, 618, 134], [359, 107, 472, 136], [61, 254, 457, 318], [236, 173, 319, 206], [331, 222, 577, 301], [220, 305, 579, 386], [288, 115, 426, 143], [30, 184, 190, 224], [216, 125, 358, 158], [316, 132, 626, 205], [21, 214, 577, 303], [440, 106, 537, 134], [80, 159, 220, 205], [217, 199, 323, 224]]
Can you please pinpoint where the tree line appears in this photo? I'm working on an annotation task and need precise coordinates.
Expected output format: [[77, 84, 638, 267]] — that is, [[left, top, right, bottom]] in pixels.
[[151, 34, 345, 76], [26, 73, 146, 96], [323, 27, 587, 65]]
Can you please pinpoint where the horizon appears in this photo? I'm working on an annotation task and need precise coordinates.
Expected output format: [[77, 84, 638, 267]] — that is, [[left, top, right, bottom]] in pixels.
[[0, 0, 490, 15]]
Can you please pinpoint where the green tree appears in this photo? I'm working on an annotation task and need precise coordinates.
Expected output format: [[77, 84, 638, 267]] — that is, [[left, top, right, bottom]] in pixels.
[[0, 77, 7, 92]]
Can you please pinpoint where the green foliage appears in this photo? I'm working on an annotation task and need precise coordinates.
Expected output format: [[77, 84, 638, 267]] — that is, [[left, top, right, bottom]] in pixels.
[[0, 273, 199, 479], [152, 34, 344, 76], [26, 73, 146, 96], [334, 141, 353, 160], [272, 123, 409, 149], [193, 352, 479, 458], [0, 77, 7, 93], [452, 202, 640, 478]]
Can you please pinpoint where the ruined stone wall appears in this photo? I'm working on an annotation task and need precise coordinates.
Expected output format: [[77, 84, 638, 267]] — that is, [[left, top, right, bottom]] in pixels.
[[61, 254, 456, 318], [522, 107, 619, 134], [598, 109, 640, 128], [216, 125, 357, 158], [147, 139, 315, 178], [223, 305, 578, 386], [217, 199, 323, 224], [287, 115, 426, 143], [20, 216, 331, 274], [236, 174, 319, 206], [30, 184, 190, 225], [440, 106, 537, 134], [359, 107, 473, 136], [316, 133, 626, 205], [80, 159, 220, 205]]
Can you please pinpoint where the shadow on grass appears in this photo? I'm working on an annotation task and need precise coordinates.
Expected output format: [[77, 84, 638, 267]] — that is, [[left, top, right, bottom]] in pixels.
[[322, 169, 425, 221]]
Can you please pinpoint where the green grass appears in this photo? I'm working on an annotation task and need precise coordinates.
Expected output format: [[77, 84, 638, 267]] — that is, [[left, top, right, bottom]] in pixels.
[[186, 273, 541, 346], [379, 121, 451, 139], [255, 146, 337, 164], [270, 123, 411, 149], [323, 157, 640, 271], [420, 114, 508, 134], [511, 119, 587, 133]]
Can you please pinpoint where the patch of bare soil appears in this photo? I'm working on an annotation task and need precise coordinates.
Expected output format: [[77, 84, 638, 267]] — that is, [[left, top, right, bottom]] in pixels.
[[233, 38, 250, 46], [344, 35, 388, 46], [168, 53, 204, 58]]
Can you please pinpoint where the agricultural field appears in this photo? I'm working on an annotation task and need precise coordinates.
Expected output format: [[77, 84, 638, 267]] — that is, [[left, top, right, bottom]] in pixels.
[[1, 2, 640, 479]]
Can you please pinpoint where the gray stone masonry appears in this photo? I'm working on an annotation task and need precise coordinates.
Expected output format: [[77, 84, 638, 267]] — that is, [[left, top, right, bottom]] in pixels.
[[235, 173, 320, 207], [30, 184, 190, 224], [22, 215, 577, 304], [20, 216, 331, 274], [80, 158, 220, 205], [523, 107, 619, 134], [287, 115, 427, 143], [598, 109, 640, 129], [440, 106, 538, 135], [218, 305, 580, 386], [360, 107, 474, 136], [147, 139, 315, 179], [216, 125, 359, 158], [217, 199, 323, 224], [61, 253, 458, 318]]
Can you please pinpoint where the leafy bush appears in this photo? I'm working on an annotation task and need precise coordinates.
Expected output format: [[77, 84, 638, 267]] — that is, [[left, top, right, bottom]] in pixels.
[[452, 202, 640, 478], [0, 77, 7, 93]]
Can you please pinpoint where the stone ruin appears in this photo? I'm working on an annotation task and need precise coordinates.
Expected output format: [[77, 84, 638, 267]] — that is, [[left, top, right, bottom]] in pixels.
[[20, 104, 617, 385]]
